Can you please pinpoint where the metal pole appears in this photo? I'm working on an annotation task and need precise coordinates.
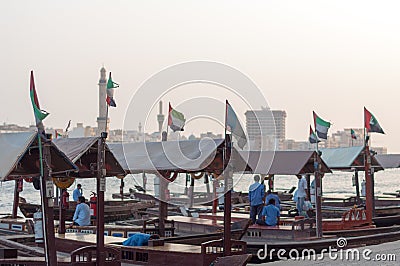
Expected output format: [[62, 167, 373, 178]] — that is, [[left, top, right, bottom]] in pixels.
[[96, 134, 106, 266], [12, 179, 19, 219], [39, 135, 58, 266]]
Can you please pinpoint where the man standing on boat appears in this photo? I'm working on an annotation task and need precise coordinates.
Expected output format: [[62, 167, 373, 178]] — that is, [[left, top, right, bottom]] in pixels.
[[71, 196, 91, 226], [249, 175, 265, 224], [296, 175, 308, 217], [72, 183, 83, 202]]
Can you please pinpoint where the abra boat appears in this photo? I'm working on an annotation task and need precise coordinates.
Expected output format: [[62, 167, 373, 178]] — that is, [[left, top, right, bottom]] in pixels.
[[18, 198, 155, 223]]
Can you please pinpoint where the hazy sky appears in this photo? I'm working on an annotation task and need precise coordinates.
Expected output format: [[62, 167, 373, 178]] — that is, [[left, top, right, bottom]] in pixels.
[[1, 1, 400, 151]]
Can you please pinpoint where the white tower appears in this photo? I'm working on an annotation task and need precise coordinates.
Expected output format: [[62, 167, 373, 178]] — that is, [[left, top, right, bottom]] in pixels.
[[97, 67, 109, 135], [157, 101, 165, 133]]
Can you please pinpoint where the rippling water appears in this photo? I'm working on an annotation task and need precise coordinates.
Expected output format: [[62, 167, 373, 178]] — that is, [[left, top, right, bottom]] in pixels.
[[1, 169, 399, 216]]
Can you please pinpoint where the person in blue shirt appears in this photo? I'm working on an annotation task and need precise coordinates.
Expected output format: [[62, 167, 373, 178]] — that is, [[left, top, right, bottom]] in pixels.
[[122, 233, 160, 246], [248, 175, 265, 224], [72, 184, 83, 202], [265, 190, 281, 210], [71, 196, 91, 226], [257, 198, 280, 226]]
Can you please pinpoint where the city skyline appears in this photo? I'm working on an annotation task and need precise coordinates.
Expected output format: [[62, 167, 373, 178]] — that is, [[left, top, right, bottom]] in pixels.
[[1, 1, 399, 151]]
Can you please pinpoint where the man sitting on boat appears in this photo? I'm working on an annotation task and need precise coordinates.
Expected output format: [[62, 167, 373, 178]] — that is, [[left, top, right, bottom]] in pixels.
[[249, 175, 265, 224], [256, 198, 280, 226], [71, 196, 91, 226], [122, 233, 160, 246], [265, 190, 281, 210]]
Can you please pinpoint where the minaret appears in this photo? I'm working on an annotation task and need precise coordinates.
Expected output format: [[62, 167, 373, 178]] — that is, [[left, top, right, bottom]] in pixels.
[[157, 101, 165, 133], [97, 67, 109, 135]]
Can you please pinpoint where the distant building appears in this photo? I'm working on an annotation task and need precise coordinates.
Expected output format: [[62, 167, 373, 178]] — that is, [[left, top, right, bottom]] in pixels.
[[97, 67, 109, 135], [200, 132, 223, 139], [245, 107, 286, 150]]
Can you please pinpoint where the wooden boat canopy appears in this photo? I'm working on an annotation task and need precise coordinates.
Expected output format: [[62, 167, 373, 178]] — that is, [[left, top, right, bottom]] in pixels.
[[108, 138, 236, 174], [375, 154, 400, 169], [235, 150, 331, 175], [320, 146, 383, 171], [0, 131, 78, 180], [53, 137, 125, 178]]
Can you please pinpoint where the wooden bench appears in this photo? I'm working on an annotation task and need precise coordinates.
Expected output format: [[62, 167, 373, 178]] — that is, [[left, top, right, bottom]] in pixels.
[[243, 219, 316, 241], [118, 239, 247, 266]]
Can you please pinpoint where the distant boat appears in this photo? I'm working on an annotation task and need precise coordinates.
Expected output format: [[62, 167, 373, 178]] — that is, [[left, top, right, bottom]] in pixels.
[[18, 197, 155, 223]]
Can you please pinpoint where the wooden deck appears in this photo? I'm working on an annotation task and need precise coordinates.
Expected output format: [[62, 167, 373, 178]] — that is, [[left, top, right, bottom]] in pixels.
[[55, 232, 247, 266], [168, 215, 224, 234]]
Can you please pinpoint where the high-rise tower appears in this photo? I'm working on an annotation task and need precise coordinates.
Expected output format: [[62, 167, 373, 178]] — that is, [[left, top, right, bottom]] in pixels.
[[157, 101, 165, 133], [97, 67, 109, 135]]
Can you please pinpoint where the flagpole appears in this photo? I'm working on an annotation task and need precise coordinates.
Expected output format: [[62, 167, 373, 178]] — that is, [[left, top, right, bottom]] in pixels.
[[223, 100, 232, 256], [312, 114, 322, 239]]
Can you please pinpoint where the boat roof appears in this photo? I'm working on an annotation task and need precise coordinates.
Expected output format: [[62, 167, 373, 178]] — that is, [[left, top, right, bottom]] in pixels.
[[320, 146, 383, 171], [375, 154, 400, 169], [53, 137, 125, 177], [0, 131, 78, 181], [108, 139, 227, 174], [236, 150, 331, 175]]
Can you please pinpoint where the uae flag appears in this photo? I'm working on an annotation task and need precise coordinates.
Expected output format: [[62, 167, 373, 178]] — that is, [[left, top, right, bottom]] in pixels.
[[168, 103, 186, 132], [106, 72, 119, 107], [309, 125, 320, 144], [29, 71, 49, 125], [226, 100, 247, 149], [364, 107, 384, 134], [313, 111, 331, 140], [351, 129, 357, 140]]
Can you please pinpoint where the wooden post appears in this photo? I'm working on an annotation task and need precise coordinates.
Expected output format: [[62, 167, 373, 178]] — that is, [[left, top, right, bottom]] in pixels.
[[204, 173, 211, 201], [354, 170, 360, 204], [223, 171, 232, 256], [212, 179, 218, 214], [314, 152, 323, 238], [96, 134, 106, 266], [158, 131, 168, 237], [39, 135, 58, 266], [364, 141, 373, 223], [371, 169, 376, 217], [12, 179, 19, 219], [188, 175, 195, 208], [305, 174, 311, 201], [58, 188, 66, 235], [120, 178, 124, 201]]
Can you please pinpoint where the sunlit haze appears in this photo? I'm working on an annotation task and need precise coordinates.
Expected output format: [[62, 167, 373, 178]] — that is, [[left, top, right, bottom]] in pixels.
[[1, 1, 400, 151]]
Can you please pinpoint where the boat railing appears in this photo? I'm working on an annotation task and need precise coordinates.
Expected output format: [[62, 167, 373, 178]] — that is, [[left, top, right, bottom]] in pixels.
[[143, 218, 175, 237], [201, 239, 247, 255], [70, 245, 121, 265], [291, 218, 315, 231]]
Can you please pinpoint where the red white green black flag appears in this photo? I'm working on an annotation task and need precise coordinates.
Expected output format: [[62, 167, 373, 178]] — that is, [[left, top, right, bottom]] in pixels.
[[168, 103, 186, 132], [313, 111, 331, 140], [29, 71, 49, 126], [364, 107, 384, 134], [309, 125, 320, 144]]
